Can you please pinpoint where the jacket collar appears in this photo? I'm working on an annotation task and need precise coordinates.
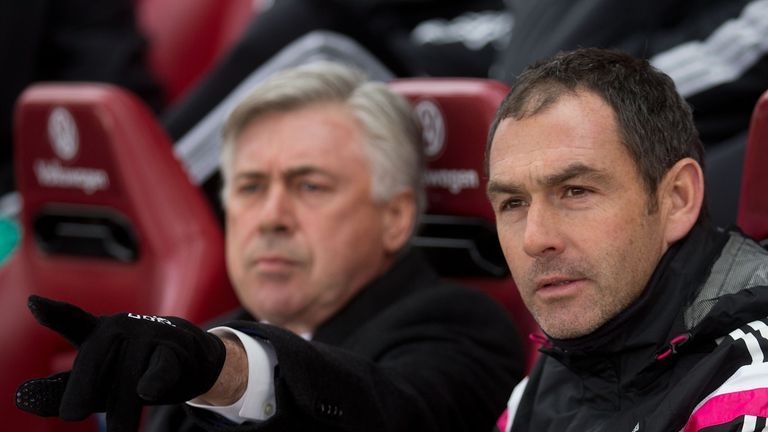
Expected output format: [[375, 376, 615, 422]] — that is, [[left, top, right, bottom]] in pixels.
[[220, 249, 438, 346], [311, 249, 437, 345]]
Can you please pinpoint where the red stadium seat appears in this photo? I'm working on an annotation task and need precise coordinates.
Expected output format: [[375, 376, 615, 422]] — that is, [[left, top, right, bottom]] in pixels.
[[389, 78, 542, 372], [135, 0, 258, 106], [737, 90, 768, 242], [0, 83, 238, 431]]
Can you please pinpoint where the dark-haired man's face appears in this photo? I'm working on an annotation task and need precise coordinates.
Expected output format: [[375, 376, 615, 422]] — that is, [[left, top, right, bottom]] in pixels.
[[487, 91, 669, 339]]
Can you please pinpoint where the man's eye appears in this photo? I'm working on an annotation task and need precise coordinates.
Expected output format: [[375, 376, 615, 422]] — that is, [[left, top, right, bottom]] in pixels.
[[237, 183, 261, 194], [299, 182, 323, 192], [296, 180, 334, 195], [500, 198, 527, 211], [564, 186, 590, 198]]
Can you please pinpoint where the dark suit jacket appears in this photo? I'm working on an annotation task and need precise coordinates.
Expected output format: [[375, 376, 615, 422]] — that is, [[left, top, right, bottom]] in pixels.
[[145, 250, 524, 431]]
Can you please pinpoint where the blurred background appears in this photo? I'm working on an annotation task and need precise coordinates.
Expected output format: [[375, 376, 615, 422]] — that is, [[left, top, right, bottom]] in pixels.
[[1, 0, 767, 430]]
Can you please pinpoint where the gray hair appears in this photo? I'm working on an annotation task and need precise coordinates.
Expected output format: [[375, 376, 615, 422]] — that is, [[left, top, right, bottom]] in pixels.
[[220, 61, 426, 217]]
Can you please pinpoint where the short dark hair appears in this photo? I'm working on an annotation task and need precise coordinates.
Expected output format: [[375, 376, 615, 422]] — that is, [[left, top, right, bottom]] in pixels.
[[486, 48, 707, 219]]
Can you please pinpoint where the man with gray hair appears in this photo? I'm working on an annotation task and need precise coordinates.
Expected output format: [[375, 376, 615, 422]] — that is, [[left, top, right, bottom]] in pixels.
[[16, 61, 523, 431]]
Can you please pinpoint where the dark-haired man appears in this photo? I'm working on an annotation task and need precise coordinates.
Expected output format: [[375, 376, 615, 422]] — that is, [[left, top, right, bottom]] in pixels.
[[486, 48, 768, 431]]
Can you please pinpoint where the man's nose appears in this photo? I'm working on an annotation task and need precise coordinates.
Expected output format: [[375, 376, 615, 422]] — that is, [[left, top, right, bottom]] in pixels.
[[522, 202, 565, 258], [258, 186, 295, 234]]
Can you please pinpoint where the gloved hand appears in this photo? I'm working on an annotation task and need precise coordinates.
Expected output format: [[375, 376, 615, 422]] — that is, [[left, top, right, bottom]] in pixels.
[[15, 295, 226, 432]]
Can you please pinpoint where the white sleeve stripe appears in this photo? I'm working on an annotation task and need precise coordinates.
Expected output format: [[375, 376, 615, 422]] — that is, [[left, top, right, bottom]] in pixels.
[[741, 415, 768, 432], [689, 320, 768, 414], [731, 320, 768, 364], [748, 320, 768, 340], [743, 331, 764, 364], [743, 415, 757, 432], [650, 0, 768, 97], [506, 376, 529, 432], [688, 363, 768, 416]]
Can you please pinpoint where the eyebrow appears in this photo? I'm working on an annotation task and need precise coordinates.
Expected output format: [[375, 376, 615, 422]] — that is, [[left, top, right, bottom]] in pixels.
[[283, 166, 333, 180], [540, 162, 605, 188], [487, 162, 607, 197], [233, 165, 335, 182]]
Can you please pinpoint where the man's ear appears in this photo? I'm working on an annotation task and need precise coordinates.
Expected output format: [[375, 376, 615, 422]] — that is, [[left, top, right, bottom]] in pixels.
[[658, 158, 705, 245], [381, 189, 417, 254]]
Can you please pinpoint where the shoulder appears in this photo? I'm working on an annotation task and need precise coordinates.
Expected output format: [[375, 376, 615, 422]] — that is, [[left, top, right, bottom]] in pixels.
[[376, 251, 518, 328], [392, 277, 517, 327], [684, 318, 768, 430], [712, 317, 768, 371]]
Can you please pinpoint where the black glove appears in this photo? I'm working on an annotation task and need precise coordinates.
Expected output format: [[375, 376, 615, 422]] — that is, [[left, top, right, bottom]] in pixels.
[[15, 295, 226, 432]]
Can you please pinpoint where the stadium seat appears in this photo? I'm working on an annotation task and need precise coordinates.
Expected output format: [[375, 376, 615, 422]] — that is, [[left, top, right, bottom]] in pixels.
[[0, 76, 541, 430], [135, 0, 259, 106], [389, 78, 542, 372], [737, 90, 768, 242], [0, 83, 238, 431]]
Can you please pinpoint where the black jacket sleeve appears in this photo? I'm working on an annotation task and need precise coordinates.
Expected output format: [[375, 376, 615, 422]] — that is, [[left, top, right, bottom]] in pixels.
[[149, 284, 523, 432]]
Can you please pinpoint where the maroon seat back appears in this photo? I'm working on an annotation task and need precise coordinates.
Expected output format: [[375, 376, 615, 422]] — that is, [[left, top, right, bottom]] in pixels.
[[135, 0, 258, 105], [738, 90, 768, 241], [0, 83, 238, 431], [390, 78, 541, 371]]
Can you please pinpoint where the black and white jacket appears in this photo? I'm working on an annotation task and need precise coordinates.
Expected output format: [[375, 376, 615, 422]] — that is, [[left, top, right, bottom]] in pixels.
[[505, 225, 768, 432]]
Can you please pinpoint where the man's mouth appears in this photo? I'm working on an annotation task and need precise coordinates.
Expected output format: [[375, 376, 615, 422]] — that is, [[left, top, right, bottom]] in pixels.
[[544, 280, 572, 287], [534, 277, 586, 298], [253, 256, 299, 272]]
